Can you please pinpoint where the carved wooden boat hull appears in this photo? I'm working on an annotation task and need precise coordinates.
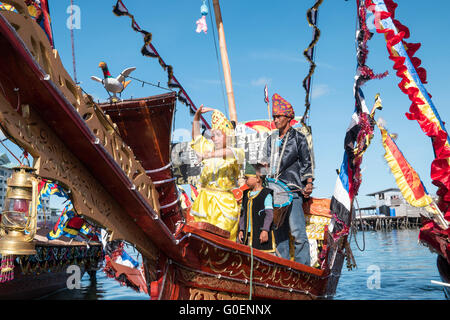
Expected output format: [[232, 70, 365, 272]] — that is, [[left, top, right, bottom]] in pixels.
[[0, 2, 347, 300]]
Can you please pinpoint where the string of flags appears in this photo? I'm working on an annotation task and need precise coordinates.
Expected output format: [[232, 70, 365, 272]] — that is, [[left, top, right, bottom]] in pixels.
[[113, 0, 211, 129]]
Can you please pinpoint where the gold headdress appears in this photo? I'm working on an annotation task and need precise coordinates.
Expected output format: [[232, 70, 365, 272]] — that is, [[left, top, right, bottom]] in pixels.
[[211, 110, 235, 136]]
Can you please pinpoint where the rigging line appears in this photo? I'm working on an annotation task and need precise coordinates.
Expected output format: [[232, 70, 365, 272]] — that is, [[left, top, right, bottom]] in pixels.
[[208, 0, 228, 118], [351, 196, 366, 252], [70, 0, 78, 84], [124, 75, 174, 92]]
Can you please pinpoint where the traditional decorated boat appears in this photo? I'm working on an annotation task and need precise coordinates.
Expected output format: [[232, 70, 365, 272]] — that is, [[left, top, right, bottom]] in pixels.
[[0, 0, 448, 301]]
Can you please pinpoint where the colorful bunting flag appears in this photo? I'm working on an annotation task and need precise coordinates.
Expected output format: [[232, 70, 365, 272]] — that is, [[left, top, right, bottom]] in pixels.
[[379, 124, 449, 229], [379, 124, 433, 207]]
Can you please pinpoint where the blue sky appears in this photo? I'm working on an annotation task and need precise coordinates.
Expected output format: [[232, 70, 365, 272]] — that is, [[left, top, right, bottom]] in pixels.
[[3, 0, 449, 209]]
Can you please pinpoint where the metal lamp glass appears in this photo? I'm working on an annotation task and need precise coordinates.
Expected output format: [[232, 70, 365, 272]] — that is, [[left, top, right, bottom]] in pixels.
[[0, 166, 38, 255]]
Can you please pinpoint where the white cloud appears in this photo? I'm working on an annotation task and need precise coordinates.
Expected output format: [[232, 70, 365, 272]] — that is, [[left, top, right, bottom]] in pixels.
[[311, 84, 331, 99], [251, 77, 272, 87]]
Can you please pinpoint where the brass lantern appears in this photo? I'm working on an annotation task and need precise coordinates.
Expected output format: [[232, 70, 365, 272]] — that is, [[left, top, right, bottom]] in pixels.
[[0, 166, 39, 255]]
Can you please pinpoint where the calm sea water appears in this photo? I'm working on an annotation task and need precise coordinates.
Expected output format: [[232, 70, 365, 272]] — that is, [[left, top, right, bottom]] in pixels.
[[41, 229, 447, 300]]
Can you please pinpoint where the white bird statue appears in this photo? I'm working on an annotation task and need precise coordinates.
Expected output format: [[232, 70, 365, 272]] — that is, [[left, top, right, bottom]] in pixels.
[[91, 61, 136, 102]]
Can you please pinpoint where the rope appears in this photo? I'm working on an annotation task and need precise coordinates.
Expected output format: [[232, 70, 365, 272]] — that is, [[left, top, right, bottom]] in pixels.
[[350, 196, 366, 252], [70, 0, 78, 84], [249, 245, 254, 300], [124, 75, 173, 92]]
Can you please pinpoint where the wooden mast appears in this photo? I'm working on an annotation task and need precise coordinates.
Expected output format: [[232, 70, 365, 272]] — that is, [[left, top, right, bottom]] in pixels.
[[212, 0, 237, 125]]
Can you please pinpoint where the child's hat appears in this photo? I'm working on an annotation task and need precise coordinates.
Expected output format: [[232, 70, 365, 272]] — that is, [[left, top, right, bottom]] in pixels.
[[244, 161, 257, 177]]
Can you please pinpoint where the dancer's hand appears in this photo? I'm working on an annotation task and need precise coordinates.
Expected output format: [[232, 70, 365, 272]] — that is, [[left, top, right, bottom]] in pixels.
[[238, 231, 244, 244], [198, 104, 214, 114]]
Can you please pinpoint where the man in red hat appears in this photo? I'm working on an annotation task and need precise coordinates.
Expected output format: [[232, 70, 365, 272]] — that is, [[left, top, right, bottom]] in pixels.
[[259, 93, 314, 266]]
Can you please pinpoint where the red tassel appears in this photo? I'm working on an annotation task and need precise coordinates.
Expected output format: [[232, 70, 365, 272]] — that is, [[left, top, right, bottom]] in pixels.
[[0, 255, 15, 283]]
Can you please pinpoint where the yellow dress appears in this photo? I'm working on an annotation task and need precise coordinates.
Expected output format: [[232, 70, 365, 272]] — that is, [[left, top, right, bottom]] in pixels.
[[190, 135, 244, 241]]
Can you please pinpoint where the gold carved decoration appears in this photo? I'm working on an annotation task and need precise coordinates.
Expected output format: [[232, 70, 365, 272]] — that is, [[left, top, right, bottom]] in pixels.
[[189, 287, 246, 300], [0, 3, 163, 268], [0, 93, 158, 264], [1, 1, 159, 213], [179, 268, 313, 300], [197, 242, 318, 294]]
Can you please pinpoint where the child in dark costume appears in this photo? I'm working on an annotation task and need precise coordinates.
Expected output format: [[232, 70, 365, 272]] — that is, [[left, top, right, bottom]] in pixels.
[[238, 163, 276, 253]]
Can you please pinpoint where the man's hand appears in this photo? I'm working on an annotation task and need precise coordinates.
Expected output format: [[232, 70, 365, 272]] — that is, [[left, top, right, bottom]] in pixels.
[[259, 230, 269, 244], [302, 182, 313, 198]]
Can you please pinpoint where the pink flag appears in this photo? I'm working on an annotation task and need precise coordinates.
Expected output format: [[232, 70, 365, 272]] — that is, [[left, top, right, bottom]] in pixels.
[[196, 16, 208, 34]]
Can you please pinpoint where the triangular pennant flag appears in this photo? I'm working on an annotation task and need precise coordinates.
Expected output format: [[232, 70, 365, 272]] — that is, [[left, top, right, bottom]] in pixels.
[[378, 124, 433, 208]]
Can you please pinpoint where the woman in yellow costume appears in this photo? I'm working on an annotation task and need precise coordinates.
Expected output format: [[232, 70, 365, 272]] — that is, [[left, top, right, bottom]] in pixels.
[[190, 105, 244, 241]]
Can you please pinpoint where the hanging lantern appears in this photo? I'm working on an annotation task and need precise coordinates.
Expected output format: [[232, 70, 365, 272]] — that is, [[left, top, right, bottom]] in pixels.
[[0, 166, 39, 255], [200, 0, 208, 16]]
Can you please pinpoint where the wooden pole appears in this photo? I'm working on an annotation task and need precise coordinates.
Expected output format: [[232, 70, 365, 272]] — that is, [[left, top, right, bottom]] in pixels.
[[212, 0, 237, 124]]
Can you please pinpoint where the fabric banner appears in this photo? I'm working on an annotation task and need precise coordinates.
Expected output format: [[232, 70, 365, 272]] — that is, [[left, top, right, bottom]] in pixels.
[[367, 0, 450, 219], [328, 0, 384, 245], [37, 180, 69, 211], [47, 204, 79, 239], [305, 214, 330, 240], [379, 124, 433, 207], [242, 117, 301, 133], [28, 0, 53, 47], [0, 2, 16, 12], [171, 122, 303, 185]]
